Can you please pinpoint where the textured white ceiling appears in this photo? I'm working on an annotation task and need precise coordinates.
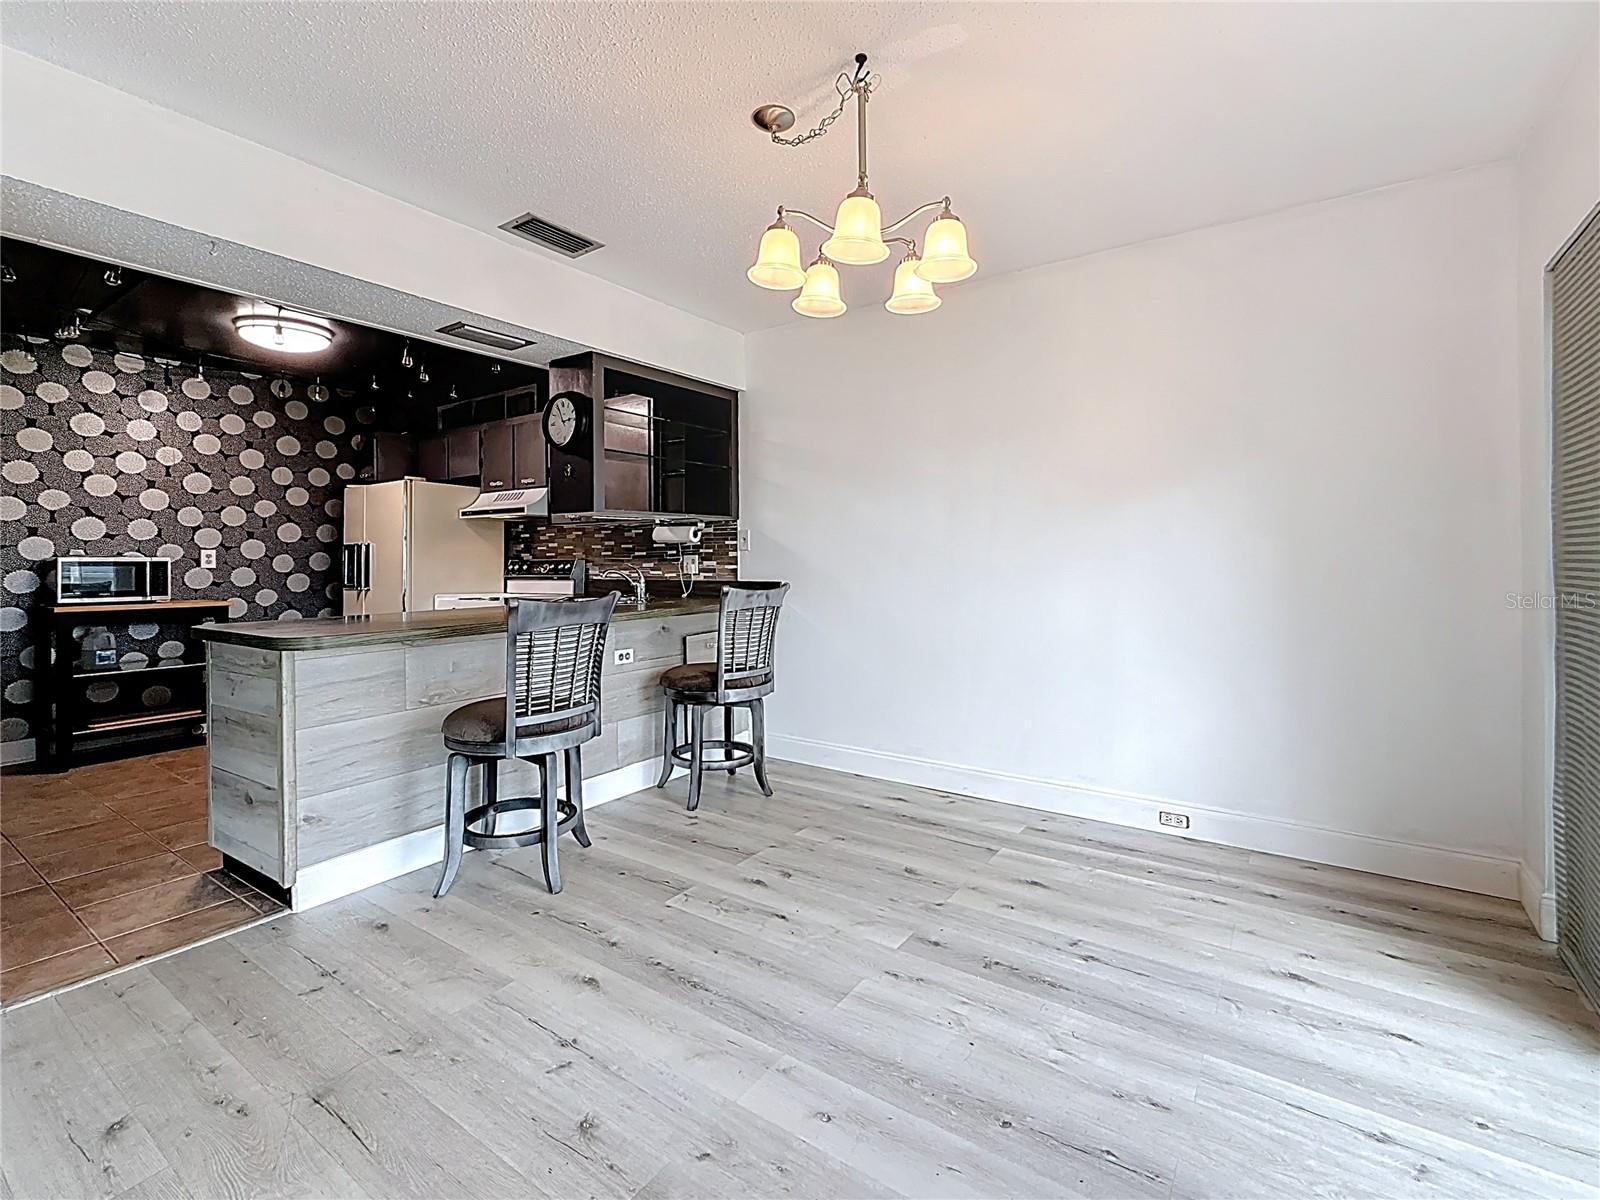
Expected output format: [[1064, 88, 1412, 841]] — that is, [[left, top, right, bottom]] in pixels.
[[2, 2, 1592, 333], [2, 178, 590, 367]]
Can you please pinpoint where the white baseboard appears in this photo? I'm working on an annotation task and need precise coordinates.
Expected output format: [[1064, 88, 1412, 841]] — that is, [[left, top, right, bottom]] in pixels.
[[1, 738, 37, 767], [1519, 864, 1558, 942], [290, 758, 681, 911], [768, 734, 1522, 902]]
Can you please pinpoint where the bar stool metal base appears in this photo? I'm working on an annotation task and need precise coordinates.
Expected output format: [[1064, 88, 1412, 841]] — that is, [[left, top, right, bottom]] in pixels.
[[462, 797, 578, 852], [436, 746, 590, 899], [656, 696, 771, 812]]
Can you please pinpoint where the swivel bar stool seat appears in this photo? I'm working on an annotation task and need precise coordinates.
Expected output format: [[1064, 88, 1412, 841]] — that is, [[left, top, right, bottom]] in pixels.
[[656, 582, 789, 811], [435, 592, 617, 897]]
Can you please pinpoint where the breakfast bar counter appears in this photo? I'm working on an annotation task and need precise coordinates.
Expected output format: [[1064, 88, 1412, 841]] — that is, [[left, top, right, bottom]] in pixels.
[[198, 596, 720, 651], [194, 596, 723, 905]]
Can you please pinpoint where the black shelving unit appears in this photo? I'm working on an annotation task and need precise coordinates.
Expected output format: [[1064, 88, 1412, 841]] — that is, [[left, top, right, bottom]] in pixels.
[[33, 598, 231, 770]]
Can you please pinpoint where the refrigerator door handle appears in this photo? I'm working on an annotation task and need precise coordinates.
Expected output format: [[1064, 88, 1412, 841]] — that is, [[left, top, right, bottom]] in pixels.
[[341, 544, 356, 590], [361, 543, 373, 591]]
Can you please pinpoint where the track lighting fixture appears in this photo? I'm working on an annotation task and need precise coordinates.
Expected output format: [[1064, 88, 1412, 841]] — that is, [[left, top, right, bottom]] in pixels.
[[400, 341, 413, 368], [103, 267, 123, 286], [1, 265, 16, 285], [417, 362, 429, 383]]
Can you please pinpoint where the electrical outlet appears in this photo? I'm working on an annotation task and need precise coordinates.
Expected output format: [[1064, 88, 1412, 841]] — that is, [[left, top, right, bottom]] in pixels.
[[683, 553, 700, 576], [199, 548, 217, 569], [1158, 811, 1190, 830], [613, 647, 635, 666]]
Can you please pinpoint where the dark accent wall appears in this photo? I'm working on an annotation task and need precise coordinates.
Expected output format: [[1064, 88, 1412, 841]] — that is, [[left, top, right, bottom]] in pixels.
[[1, 337, 375, 749], [506, 520, 739, 581]]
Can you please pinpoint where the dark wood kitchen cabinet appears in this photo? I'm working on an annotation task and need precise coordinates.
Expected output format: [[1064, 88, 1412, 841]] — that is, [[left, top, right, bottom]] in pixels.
[[480, 422, 513, 490], [418, 434, 448, 482], [446, 427, 481, 481], [418, 417, 544, 489], [511, 416, 546, 488], [361, 432, 415, 483], [547, 352, 737, 519]]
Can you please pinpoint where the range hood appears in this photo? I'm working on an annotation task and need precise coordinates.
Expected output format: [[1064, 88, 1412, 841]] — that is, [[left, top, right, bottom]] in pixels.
[[458, 487, 550, 520]]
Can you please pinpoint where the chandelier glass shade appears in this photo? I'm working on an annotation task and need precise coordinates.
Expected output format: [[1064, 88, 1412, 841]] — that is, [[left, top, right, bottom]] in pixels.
[[916, 214, 978, 283], [747, 53, 975, 319], [747, 220, 806, 289], [886, 253, 941, 315], [232, 306, 334, 354], [821, 192, 889, 265], [792, 258, 847, 318]]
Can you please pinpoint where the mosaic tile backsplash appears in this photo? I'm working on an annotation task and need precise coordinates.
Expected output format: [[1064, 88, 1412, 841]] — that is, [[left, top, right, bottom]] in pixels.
[[507, 520, 740, 583], [1, 337, 377, 747]]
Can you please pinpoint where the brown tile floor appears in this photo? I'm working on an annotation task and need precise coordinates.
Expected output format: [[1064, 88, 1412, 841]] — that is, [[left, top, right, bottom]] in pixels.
[[0, 745, 285, 1007]]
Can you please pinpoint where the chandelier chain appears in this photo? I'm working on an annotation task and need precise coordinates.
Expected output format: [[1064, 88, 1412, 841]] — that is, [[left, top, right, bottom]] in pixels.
[[770, 71, 877, 147]]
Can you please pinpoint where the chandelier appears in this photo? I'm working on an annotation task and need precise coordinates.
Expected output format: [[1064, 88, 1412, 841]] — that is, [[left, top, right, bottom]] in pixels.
[[747, 53, 976, 318]]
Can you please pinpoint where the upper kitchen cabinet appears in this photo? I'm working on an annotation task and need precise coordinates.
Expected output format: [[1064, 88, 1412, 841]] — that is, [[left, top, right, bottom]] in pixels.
[[480, 421, 513, 490], [417, 381, 545, 486], [546, 353, 738, 519], [511, 417, 546, 488], [479, 417, 546, 490]]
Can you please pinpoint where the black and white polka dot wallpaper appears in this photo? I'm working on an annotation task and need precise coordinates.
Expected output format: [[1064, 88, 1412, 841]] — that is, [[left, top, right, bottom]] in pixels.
[[0, 336, 377, 747]]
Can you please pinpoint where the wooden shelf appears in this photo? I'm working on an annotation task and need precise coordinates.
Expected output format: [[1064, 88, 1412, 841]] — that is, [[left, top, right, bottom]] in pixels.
[[44, 599, 231, 617], [73, 661, 205, 681], [36, 598, 228, 768], [74, 708, 204, 736]]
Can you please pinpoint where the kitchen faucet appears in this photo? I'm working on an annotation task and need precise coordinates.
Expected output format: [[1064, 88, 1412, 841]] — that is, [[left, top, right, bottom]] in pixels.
[[596, 565, 647, 608]]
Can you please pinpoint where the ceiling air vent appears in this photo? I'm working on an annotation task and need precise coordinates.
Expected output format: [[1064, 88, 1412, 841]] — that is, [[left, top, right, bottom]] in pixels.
[[435, 322, 534, 352], [498, 212, 604, 258]]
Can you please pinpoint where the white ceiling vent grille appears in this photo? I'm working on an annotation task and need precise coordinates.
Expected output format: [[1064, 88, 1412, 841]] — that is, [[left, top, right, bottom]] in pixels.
[[499, 212, 604, 258]]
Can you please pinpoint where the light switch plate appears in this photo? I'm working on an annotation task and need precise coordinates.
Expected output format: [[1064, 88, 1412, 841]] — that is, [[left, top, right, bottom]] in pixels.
[[199, 548, 217, 569], [738, 528, 752, 553]]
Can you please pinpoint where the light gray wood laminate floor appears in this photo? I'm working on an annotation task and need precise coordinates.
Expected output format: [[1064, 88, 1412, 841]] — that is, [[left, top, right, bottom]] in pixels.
[[3, 761, 1596, 1199]]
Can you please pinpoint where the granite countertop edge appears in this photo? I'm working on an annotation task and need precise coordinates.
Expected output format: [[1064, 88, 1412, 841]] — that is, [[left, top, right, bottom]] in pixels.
[[195, 595, 721, 652]]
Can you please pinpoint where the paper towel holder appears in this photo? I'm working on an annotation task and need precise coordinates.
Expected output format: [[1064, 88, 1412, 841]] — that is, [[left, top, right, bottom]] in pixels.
[[652, 520, 704, 546]]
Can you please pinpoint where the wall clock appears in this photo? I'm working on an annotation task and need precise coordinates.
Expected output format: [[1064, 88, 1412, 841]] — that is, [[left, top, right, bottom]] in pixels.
[[543, 391, 590, 450]]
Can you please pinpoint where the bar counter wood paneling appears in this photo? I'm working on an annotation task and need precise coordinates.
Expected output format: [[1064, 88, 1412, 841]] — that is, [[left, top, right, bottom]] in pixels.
[[198, 600, 723, 893]]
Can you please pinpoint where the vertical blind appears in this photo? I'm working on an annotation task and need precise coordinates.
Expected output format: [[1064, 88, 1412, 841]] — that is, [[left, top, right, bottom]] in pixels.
[[1552, 205, 1600, 1007]]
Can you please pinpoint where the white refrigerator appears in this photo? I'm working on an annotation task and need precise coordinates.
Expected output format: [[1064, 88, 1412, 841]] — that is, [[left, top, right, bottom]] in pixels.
[[340, 479, 504, 616]]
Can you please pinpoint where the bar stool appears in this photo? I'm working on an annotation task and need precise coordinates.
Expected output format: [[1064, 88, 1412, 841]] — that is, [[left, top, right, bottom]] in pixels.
[[434, 593, 618, 897], [656, 582, 789, 811]]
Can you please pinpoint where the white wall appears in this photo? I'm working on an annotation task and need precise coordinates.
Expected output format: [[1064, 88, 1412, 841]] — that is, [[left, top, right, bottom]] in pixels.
[[1514, 40, 1600, 937], [0, 49, 745, 389], [745, 165, 1525, 898]]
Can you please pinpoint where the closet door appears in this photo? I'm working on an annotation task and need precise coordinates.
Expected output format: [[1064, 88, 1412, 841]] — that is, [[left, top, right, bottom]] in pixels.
[[1552, 205, 1600, 1005]]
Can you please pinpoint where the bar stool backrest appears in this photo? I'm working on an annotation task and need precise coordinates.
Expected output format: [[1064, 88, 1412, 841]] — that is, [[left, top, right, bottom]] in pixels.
[[716, 582, 789, 695], [504, 593, 619, 750]]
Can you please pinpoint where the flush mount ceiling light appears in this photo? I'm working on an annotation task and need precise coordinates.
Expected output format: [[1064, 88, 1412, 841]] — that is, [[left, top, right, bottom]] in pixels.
[[748, 52, 975, 319], [232, 305, 334, 354]]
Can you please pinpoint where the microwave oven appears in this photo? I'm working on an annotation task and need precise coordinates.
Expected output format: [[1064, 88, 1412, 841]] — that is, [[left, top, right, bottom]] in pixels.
[[54, 556, 172, 604]]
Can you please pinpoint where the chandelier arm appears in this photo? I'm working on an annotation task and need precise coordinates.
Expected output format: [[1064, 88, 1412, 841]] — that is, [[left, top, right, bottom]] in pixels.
[[779, 206, 837, 234], [883, 198, 953, 235]]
